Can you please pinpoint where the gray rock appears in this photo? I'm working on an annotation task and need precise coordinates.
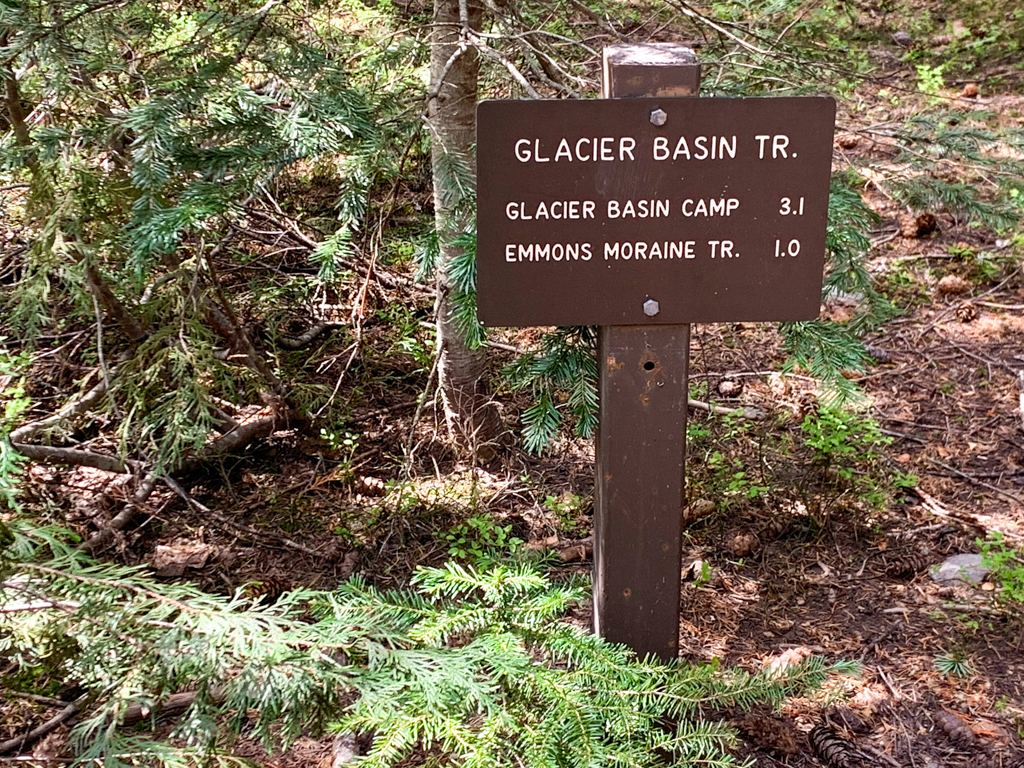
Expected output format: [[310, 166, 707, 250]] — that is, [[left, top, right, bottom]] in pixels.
[[929, 553, 988, 585]]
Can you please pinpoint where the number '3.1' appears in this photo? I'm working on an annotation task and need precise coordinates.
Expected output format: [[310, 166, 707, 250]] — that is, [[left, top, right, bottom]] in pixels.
[[779, 197, 805, 216]]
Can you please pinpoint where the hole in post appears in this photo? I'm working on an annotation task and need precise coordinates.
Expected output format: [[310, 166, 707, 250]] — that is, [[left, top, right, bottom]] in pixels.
[[643, 361, 655, 371]]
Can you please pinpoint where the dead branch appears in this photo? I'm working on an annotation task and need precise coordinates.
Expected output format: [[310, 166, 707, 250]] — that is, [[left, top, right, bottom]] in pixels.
[[563, 0, 628, 40], [205, 280, 286, 400], [192, 414, 279, 461], [470, 36, 541, 98], [238, 208, 418, 293], [119, 689, 225, 727], [84, 263, 146, 342], [687, 399, 764, 419], [925, 457, 1024, 508], [278, 321, 345, 350], [1, 33, 37, 168], [0, 697, 85, 756], [162, 474, 322, 558], [9, 375, 108, 444], [912, 486, 1024, 543], [10, 444, 128, 475], [80, 472, 158, 553]]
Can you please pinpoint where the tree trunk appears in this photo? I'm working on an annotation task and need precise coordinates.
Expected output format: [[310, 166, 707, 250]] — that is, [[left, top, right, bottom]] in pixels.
[[428, 0, 502, 458]]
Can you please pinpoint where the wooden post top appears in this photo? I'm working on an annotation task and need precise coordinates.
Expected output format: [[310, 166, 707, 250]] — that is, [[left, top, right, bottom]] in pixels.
[[603, 44, 700, 99]]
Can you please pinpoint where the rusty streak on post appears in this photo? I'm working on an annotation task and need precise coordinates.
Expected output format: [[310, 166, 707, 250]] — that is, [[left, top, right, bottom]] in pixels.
[[593, 45, 698, 661]]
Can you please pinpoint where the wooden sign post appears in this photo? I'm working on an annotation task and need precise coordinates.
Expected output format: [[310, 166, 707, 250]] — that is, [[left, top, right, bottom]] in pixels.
[[476, 44, 835, 660], [594, 46, 699, 661]]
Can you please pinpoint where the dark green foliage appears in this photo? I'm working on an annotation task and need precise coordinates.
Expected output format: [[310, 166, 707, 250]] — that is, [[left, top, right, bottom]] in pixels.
[[1, 523, 857, 768], [776, 172, 896, 404], [892, 176, 1020, 232], [504, 327, 598, 453], [1, 0, 381, 470], [824, 172, 894, 332]]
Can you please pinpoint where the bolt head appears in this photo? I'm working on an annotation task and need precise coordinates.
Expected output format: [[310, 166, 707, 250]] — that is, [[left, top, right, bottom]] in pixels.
[[643, 299, 660, 317], [650, 108, 668, 127]]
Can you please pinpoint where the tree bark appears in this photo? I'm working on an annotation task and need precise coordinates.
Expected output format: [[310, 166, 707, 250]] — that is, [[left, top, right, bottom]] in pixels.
[[428, 0, 502, 458]]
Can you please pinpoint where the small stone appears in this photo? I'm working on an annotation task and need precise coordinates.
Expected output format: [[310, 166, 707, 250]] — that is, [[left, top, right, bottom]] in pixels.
[[836, 132, 860, 149], [717, 379, 743, 398], [936, 274, 971, 296], [930, 553, 989, 585], [683, 498, 716, 525]]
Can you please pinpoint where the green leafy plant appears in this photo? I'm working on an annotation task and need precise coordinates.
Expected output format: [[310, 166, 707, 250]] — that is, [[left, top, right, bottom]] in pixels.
[[979, 533, 1024, 609], [0, 526, 858, 768], [801, 407, 891, 480], [916, 63, 946, 96], [543, 492, 586, 533], [934, 649, 974, 678], [0, 341, 31, 511], [445, 514, 523, 562], [708, 451, 771, 502]]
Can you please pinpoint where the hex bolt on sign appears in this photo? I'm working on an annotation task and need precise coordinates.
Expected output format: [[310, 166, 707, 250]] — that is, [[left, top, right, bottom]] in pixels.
[[650, 108, 668, 126], [644, 299, 660, 316]]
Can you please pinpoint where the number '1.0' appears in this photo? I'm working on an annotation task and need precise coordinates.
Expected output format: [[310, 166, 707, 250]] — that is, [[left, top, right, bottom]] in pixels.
[[774, 239, 801, 257]]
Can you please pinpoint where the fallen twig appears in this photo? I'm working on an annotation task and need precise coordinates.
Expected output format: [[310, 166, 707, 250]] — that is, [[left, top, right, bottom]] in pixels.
[[120, 689, 225, 727], [926, 457, 1024, 508], [9, 375, 108, 444], [405, 352, 441, 470], [687, 399, 764, 419], [278, 320, 345, 350], [348, 400, 419, 424], [162, 475, 323, 558], [0, 696, 86, 756], [912, 486, 1024, 544]]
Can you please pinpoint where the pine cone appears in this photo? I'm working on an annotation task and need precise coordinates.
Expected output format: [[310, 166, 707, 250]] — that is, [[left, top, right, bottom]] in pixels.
[[726, 532, 759, 557], [809, 723, 858, 768], [900, 212, 938, 238], [760, 514, 791, 540], [795, 390, 819, 419], [915, 213, 938, 236], [955, 301, 978, 322], [933, 709, 976, 746], [836, 133, 860, 149], [733, 708, 801, 756], [242, 575, 290, 605], [882, 551, 931, 578]]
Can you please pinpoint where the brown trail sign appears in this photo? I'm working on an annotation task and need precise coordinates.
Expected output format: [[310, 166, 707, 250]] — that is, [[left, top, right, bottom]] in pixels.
[[476, 44, 835, 659]]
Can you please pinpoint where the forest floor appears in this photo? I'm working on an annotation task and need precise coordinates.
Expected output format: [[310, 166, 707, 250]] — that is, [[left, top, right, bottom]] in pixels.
[[5, 3, 1024, 768]]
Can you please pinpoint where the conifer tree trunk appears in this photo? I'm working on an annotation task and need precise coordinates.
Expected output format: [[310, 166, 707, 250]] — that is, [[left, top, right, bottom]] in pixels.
[[428, 0, 501, 457]]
